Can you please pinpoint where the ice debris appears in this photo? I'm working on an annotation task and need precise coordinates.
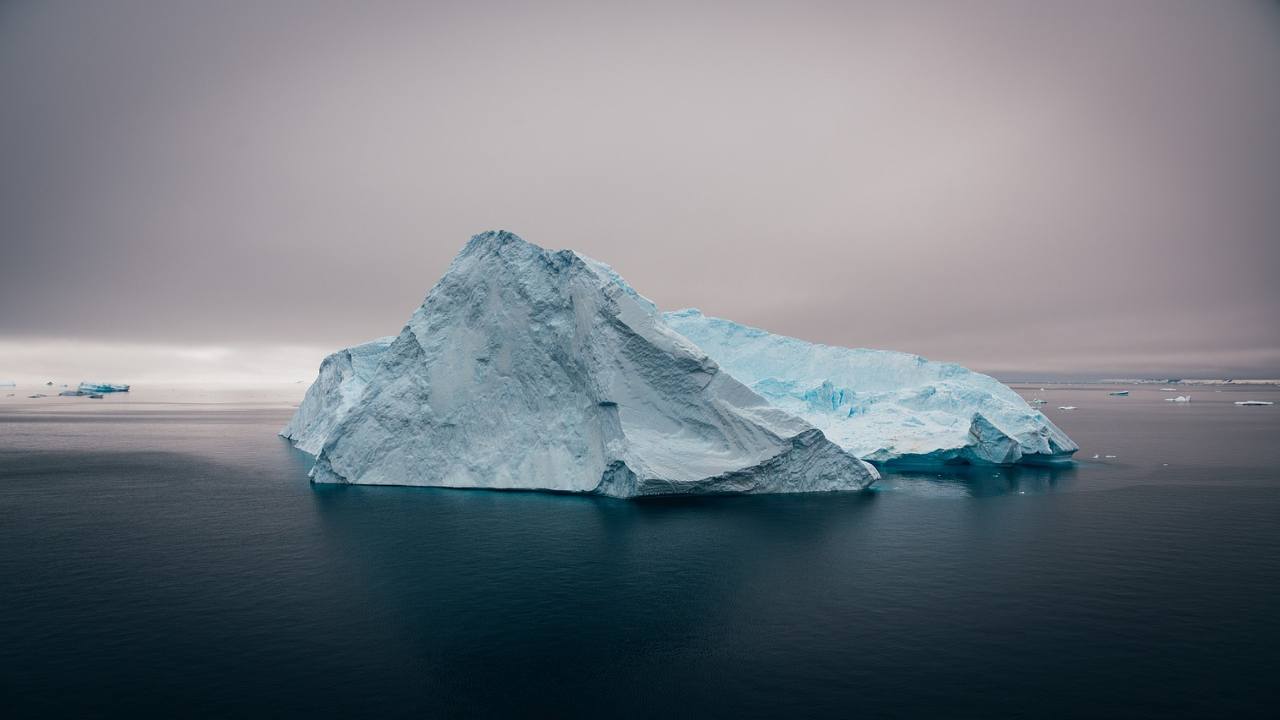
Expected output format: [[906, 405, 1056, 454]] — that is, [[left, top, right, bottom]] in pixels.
[[664, 310, 1078, 466], [283, 231, 878, 498]]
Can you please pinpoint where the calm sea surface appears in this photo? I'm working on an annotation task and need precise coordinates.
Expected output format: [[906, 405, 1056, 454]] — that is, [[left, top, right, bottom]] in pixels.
[[2, 383, 1278, 718]]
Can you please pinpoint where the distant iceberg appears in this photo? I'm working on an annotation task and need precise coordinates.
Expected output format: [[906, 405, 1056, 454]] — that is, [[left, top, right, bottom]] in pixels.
[[664, 310, 1078, 466], [78, 381, 129, 392], [283, 232, 878, 498]]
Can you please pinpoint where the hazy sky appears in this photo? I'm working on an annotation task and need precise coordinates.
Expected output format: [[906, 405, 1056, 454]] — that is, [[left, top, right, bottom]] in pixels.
[[2, 0, 1279, 382]]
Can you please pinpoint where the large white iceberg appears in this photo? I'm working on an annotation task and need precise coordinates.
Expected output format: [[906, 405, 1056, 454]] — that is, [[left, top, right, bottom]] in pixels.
[[664, 310, 1078, 466], [283, 232, 878, 497]]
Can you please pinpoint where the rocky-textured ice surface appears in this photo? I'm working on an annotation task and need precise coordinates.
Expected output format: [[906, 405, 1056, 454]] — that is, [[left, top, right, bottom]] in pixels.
[[281, 337, 395, 454], [664, 310, 1078, 466], [284, 232, 878, 497]]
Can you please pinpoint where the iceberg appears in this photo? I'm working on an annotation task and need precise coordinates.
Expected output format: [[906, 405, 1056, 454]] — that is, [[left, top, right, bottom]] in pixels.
[[283, 232, 878, 498], [78, 382, 129, 393], [664, 310, 1078, 466], [281, 336, 396, 454]]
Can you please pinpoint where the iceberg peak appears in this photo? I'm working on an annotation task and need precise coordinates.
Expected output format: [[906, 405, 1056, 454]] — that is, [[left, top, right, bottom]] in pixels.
[[283, 233, 878, 497]]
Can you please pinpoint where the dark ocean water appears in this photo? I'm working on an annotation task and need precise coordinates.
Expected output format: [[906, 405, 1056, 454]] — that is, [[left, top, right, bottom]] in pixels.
[[2, 384, 1278, 718]]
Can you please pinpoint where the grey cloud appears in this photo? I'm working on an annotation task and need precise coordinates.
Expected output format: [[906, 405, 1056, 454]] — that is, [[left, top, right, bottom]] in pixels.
[[1, 0, 1278, 378]]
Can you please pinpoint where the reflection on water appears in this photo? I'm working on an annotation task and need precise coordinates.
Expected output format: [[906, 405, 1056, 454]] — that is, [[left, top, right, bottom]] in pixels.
[[876, 461, 1079, 498]]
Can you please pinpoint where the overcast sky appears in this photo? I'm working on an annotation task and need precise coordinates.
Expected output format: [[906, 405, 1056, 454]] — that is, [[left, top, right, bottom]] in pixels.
[[2, 0, 1279, 382]]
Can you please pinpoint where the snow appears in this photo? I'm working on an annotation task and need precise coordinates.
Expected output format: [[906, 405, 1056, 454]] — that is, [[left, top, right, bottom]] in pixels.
[[663, 309, 1078, 466], [283, 231, 878, 497]]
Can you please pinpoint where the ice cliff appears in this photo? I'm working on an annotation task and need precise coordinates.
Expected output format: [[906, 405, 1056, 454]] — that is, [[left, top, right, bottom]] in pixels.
[[664, 310, 1078, 466], [281, 337, 395, 454], [283, 232, 878, 497]]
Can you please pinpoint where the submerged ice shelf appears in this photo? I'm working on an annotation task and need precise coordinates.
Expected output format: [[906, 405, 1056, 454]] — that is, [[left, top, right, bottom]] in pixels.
[[664, 310, 1078, 466], [283, 232, 879, 498]]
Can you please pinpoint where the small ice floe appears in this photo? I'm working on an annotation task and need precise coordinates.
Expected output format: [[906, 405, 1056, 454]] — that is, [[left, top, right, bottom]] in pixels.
[[1105, 455, 1117, 458], [1234, 400, 1274, 406], [1091, 454, 1100, 459], [1058, 406, 1077, 410], [78, 382, 129, 393], [1108, 391, 1129, 396], [1040, 388, 1046, 391], [0, 380, 15, 387], [1164, 395, 1191, 403], [1160, 388, 1178, 391], [1029, 398, 1047, 405], [58, 390, 82, 397], [27, 393, 47, 398], [87, 393, 105, 399]]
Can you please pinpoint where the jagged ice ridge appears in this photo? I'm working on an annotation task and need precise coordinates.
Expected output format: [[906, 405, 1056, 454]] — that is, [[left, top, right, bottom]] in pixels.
[[663, 309, 1078, 466]]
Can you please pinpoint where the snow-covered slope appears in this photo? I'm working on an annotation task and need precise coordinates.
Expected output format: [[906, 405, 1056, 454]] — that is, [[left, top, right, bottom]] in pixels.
[[664, 310, 1077, 466], [284, 232, 878, 497], [281, 336, 395, 454]]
